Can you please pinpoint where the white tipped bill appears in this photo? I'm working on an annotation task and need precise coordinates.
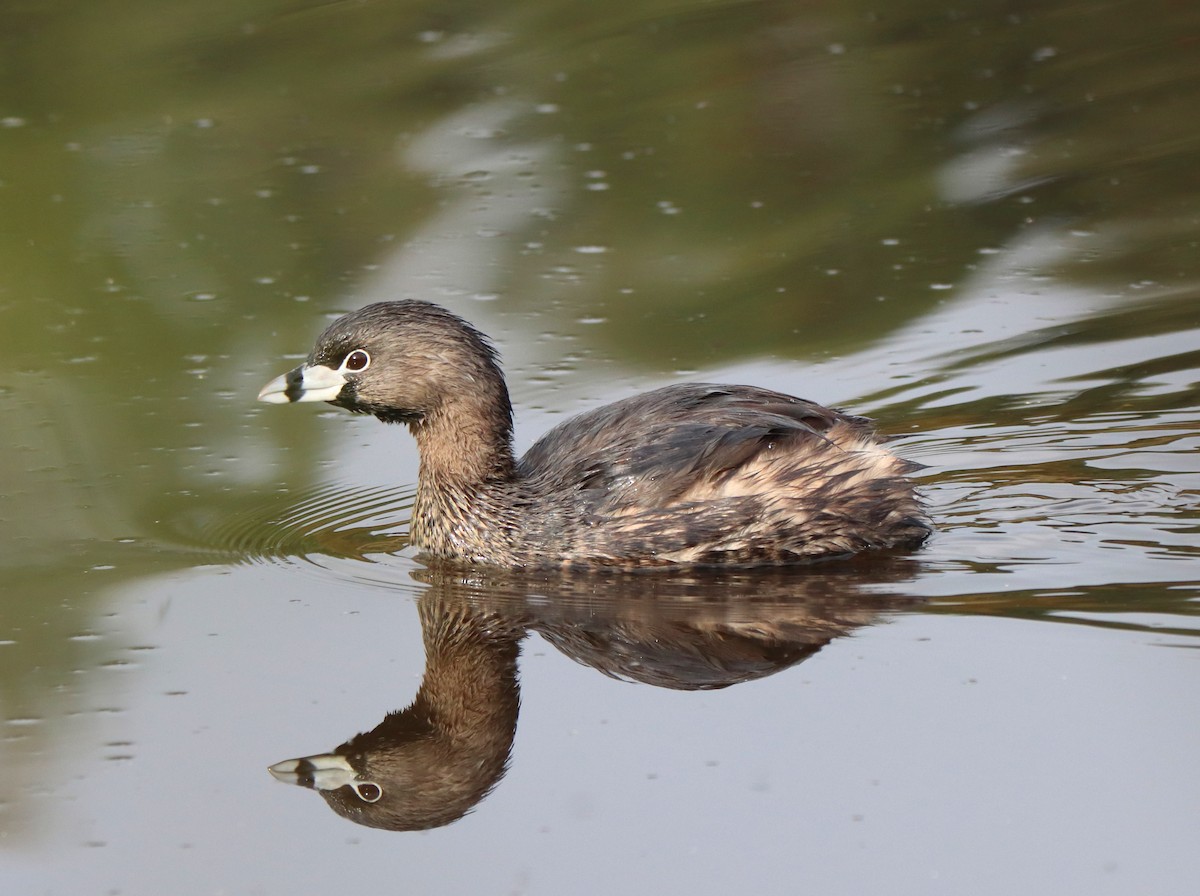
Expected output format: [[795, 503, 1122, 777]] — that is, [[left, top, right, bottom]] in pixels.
[[268, 753, 358, 790], [257, 364, 346, 404]]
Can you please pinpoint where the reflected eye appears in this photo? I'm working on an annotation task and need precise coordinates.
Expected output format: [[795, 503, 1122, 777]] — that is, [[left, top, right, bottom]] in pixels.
[[342, 349, 370, 372], [354, 781, 382, 802]]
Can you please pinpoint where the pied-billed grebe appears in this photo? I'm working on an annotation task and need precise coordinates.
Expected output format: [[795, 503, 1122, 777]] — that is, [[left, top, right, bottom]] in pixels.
[[258, 301, 930, 567]]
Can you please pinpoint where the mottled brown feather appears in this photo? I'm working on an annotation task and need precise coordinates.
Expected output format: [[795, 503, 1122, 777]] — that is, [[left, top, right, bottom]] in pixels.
[[266, 301, 931, 568]]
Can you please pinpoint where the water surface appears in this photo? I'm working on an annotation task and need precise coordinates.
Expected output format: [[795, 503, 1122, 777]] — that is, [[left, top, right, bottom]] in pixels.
[[0, 1, 1197, 894]]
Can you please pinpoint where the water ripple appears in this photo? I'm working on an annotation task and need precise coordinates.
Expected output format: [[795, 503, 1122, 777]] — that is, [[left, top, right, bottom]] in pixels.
[[199, 482, 415, 578]]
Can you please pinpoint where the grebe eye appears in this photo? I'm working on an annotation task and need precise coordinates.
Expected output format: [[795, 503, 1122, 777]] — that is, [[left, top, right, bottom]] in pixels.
[[342, 349, 370, 372], [354, 782, 382, 802]]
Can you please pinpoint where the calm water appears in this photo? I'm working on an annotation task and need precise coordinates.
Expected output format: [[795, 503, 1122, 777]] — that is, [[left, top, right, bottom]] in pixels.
[[1, 1, 1198, 893]]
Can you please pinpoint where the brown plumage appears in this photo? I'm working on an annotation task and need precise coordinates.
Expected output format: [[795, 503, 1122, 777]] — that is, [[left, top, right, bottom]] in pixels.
[[258, 300, 931, 567]]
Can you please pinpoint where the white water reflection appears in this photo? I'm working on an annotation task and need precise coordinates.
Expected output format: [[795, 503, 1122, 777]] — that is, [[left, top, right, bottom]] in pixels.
[[367, 96, 567, 332], [5, 569, 1196, 896]]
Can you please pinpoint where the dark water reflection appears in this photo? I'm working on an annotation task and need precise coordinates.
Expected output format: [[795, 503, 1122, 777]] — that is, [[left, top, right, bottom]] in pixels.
[[269, 561, 920, 831]]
